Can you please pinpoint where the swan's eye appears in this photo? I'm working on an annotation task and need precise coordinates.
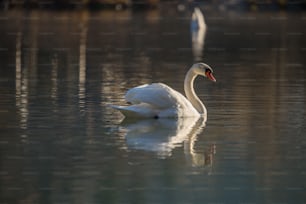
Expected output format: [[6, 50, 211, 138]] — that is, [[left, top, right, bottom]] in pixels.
[[205, 69, 216, 82], [205, 68, 212, 74]]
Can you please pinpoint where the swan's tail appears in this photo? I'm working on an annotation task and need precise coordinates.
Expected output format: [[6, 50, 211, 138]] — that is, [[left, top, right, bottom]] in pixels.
[[110, 105, 138, 117], [110, 104, 157, 118]]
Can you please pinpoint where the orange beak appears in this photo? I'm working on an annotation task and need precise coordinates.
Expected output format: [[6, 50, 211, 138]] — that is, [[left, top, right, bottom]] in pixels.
[[206, 71, 216, 82]]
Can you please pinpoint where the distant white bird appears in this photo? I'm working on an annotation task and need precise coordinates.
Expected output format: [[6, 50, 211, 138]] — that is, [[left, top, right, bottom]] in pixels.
[[112, 63, 216, 120], [191, 7, 207, 61], [191, 7, 206, 31]]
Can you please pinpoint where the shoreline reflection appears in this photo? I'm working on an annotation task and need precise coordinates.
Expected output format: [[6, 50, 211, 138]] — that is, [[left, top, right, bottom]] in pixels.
[[15, 32, 29, 134]]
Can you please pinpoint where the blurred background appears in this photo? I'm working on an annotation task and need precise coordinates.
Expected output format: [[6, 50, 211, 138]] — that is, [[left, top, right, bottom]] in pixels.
[[1, 0, 306, 10], [1, 0, 306, 204]]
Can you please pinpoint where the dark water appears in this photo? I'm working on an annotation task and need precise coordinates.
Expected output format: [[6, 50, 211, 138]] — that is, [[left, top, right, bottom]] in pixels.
[[1, 7, 306, 204]]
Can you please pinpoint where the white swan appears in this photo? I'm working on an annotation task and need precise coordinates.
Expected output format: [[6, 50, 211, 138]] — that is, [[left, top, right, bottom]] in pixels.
[[112, 63, 216, 119]]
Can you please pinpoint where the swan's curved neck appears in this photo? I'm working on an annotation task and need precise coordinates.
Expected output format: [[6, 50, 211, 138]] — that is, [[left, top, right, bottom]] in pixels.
[[184, 69, 207, 115]]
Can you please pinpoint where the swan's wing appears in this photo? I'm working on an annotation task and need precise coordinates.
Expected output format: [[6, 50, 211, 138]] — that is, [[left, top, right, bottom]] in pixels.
[[112, 83, 199, 118], [125, 83, 184, 109]]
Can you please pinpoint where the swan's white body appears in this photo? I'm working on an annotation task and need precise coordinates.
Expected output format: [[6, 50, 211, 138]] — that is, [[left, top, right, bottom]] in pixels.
[[116, 83, 200, 118], [112, 63, 216, 119]]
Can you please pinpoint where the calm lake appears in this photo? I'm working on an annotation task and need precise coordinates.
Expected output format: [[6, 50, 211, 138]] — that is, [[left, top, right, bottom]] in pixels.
[[0, 6, 306, 204]]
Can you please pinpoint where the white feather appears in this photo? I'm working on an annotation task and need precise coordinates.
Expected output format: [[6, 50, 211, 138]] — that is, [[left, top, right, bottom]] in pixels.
[[112, 83, 198, 118]]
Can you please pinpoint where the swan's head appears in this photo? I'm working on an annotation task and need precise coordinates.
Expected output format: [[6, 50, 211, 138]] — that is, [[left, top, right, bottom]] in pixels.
[[192, 63, 216, 82]]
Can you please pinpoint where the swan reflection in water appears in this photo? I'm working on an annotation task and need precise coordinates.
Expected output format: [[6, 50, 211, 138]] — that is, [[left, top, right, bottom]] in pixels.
[[119, 117, 216, 168]]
